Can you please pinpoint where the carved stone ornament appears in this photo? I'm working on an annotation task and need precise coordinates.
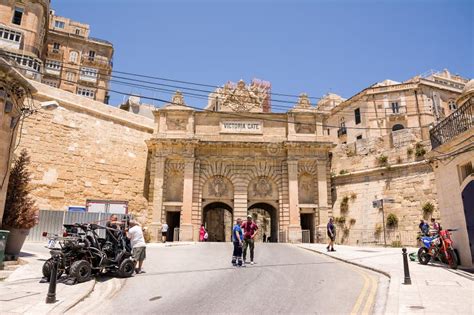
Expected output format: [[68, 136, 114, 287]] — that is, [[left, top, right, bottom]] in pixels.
[[296, 93, 312, 109], [253, 177, 272, 197], [300, 178, 312, 191], [219, 80, 267, 112], [172, 90, 185, 105], [295, 122, 315, 134], [167, 117, 187, 130], [209, 176, 228, 197]]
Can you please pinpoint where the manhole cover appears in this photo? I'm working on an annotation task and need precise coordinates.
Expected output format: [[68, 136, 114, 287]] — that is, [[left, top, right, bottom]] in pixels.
[[409, 306, 425, 310], [149, 296, 162, 301]]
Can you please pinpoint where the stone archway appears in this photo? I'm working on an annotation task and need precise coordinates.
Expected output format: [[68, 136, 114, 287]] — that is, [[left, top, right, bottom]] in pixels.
[[203, 202, 233, 242], [462, 180, 474, 264], [248, 203, 278, 243]]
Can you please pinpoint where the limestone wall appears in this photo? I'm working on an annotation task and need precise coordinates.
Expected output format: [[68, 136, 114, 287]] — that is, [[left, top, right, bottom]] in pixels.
[[331, 163, 439, 246], [16, 81, 154, 214]]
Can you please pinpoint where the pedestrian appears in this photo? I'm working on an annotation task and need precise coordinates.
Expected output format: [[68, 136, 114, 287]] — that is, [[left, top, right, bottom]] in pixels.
[[106, 214, 121, 243], [431, 218, 441, 233], [241, 214, 258, 265], [327, 217, 336, 252], [231, 218, 243, 267], [161, 222, 169, 243], [199, 224, 207, 242], [419, 219, 430, 236], [263, 233, 267, 243], [127, 220, 146, 274]]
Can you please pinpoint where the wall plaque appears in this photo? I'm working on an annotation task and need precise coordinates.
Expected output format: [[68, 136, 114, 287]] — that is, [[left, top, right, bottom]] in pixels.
[[220, 120, 263, 134]]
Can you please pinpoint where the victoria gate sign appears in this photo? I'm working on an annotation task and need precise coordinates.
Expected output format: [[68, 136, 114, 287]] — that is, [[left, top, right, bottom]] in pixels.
[[220, 120, 263, 134]]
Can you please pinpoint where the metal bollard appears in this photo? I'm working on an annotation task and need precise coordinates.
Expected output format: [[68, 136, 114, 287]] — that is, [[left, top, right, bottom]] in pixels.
[[46, 254, 59, 303], [402, 248, 412, 285]]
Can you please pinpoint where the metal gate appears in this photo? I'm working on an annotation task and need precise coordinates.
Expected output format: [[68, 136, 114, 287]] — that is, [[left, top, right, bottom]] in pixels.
[[27, 210, 131, 242]]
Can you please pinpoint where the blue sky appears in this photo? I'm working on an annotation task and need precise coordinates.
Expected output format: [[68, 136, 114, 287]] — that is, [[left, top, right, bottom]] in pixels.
[[52, 0, 473, 108]]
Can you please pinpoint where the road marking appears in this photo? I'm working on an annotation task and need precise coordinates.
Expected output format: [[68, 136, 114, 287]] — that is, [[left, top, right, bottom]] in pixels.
[[350, 271, 370, 315], [362, 274, 378, 315]]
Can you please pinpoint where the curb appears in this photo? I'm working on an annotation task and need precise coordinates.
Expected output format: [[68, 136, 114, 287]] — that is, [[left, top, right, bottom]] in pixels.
[[297, 245, 392, 279], [57, 279, 97, 313]]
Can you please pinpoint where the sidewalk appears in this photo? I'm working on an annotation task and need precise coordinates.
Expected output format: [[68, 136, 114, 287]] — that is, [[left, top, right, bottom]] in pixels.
[[298, 243, 473, 315], [0, 243, 95, 314]]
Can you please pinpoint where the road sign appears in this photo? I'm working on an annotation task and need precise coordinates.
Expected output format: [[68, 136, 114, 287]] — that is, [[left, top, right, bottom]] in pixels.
[[372, 200, 382, 208], [383, 198, 395, 203]]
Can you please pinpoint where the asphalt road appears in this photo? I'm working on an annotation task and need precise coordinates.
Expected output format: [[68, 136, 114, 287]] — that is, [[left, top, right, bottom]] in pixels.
[[70, 243, 388, 315]]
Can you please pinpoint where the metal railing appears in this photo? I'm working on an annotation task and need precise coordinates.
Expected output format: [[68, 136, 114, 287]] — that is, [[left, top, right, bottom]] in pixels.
[[430, 98, 473, 149], [81, 55, 112, 68], [337, 127, 347, 137]]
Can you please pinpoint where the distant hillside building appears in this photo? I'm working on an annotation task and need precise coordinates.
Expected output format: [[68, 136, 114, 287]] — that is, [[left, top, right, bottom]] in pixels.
[[0, 1, 113, 103]]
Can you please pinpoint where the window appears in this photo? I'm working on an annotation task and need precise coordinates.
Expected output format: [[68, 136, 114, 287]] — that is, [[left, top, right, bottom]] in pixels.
[[392, 124, 404, 131], [391, 102, 400, 114], [75, 29, 80, 35], [54, 20, 65, 29], [66, 71, 75, 82], [448, 100, 457, 111], [356, 135, 363, 140], [52, 42, 60, 52], [42, 79, 59, 88], [77, 87, 95, 98], [69, 51, 78, 63], [0, 27, 22, 43], [45, 60, 61, 70], [80, 67, 98, 78], [354, 108, 361, 124], [88, 51, 95, 60], [12, 7, 23, 25]]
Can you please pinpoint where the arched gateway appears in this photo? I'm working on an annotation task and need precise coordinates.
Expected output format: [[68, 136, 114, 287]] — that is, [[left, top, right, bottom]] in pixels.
[[146, 87, 332, 243]]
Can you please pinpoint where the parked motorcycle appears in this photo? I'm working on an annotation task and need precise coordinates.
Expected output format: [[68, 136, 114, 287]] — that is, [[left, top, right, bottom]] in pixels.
[[417, 228, 458, 269]]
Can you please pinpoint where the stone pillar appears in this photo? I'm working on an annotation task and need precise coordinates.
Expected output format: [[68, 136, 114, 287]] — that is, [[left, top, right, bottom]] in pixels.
[[317, 160, 328, 208], [287, 159, 301, 243], [180, 158, 194, 241], [150, 156, 166, 241]]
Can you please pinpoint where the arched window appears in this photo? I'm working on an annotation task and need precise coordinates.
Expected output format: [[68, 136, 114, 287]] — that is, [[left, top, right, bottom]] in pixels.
[[392, 124, 404, 131], [69, 51, 78, 63], [448, 100, 457, 111]]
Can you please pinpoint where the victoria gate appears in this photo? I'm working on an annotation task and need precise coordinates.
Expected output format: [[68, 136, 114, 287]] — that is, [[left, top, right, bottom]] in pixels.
[[146, 81, 333, 243]]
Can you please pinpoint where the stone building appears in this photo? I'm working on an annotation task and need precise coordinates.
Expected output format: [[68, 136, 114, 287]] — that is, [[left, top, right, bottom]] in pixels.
[[0, 0, 49, 80], [325, 70, 468, 246], [41, 11, 113, 103], [146, 82, 333, 243], [427, 80, 474, 267], [0, 1, 113, 103], [0, 57, 36, 222]]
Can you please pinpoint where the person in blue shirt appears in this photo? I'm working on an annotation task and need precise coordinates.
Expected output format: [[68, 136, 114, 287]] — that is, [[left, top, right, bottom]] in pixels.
[[231, 217, 243, 267]]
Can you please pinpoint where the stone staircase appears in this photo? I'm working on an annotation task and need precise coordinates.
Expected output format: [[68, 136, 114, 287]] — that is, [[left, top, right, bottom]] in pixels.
[[0, 260, 24, 280]]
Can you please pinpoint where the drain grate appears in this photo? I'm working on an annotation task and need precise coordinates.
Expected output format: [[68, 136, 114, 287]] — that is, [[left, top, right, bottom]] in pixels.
[[409, 306, 425, 310], [149, 296, 162, 301]]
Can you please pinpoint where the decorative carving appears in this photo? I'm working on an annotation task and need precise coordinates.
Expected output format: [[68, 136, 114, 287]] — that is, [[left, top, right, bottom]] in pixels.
[[167, 117, 187, 131], [210, 80, 269, 113], [295, 122, 315, 134], [296, 93, 312, 109], [171, 90, 185, 105], [208, 176, 228, 197], [253, 177, 273, 197]]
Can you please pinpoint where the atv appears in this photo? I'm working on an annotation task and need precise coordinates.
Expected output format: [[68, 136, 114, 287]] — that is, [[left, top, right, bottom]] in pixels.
[[42, 223, 134, 283]]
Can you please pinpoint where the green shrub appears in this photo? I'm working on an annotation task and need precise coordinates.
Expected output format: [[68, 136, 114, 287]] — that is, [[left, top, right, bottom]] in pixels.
[[407, 147, 413, 156], [350, 192, 357, 200], [339, 169, 348, 175], [386, 213, 399, 228], [377, 155, 388, 166], [422, 202, 435, 216], [335, 216, 346, 226], [349, 218, 356, 225], [391, 240, 402, 247], [340, 196, 349, 213], [415, 143, 426, 157]]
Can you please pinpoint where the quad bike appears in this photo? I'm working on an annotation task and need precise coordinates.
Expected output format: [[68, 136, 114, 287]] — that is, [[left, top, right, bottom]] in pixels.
[[42, 223, 134, 283]]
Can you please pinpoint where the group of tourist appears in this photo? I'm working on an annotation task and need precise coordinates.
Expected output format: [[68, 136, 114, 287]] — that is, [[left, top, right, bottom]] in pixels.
[[231, 215, 259, 267]]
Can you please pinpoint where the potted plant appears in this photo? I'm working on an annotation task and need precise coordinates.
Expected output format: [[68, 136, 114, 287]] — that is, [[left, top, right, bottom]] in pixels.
[[2, 150, 38, 260]]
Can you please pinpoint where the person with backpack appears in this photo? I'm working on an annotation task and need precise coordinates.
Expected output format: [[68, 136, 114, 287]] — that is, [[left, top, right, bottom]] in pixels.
[[231, 218, 243, 267], [241, 215, 258, 265], [199, 224, 207, 242]]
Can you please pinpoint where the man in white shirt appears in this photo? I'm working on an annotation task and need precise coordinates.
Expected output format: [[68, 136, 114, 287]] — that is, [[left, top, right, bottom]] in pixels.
[[161, 222, 169, 243], [127, 220, 146, 274]]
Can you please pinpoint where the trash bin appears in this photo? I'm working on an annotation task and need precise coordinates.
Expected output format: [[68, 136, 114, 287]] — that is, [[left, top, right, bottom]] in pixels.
[[0, 230, 9, 263]]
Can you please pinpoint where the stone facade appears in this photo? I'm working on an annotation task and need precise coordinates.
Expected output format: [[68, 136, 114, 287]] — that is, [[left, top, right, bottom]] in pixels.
[[0, 57, 36, 222], [427, 80, 474, 267], [15, 79, 153, 217], [146, 85, 333, 243], [0, 1, 113, 103], [324, 70, 468, 246]]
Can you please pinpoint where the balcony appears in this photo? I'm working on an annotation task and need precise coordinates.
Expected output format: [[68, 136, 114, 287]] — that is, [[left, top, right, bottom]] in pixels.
[[81, 55, 111, 69], [386, 106, 407, 120], [430, 98, 473, 149], [337, 127, 347, 137], [46, 47, 63, 60]]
